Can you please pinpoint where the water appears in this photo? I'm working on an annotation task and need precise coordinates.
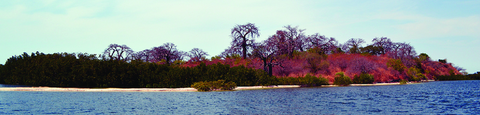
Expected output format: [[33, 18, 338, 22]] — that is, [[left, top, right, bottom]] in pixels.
[[1, 80, 479, 114]]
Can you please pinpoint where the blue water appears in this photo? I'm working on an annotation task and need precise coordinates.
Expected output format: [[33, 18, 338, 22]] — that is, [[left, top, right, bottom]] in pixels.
[[1, 80, 479, 114]]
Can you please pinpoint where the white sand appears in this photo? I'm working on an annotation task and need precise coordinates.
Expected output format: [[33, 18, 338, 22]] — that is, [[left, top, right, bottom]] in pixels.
[[0, 85, 301, 92], [0, 81, 429, 92]]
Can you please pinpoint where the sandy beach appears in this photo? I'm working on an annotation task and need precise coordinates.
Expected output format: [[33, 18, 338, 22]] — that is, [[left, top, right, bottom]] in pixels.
[[0, 85, 301, 92], [0, 81, 424, 92]]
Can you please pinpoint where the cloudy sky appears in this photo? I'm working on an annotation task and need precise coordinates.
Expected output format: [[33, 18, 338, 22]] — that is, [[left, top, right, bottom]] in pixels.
[[1, 0, 479, 73]]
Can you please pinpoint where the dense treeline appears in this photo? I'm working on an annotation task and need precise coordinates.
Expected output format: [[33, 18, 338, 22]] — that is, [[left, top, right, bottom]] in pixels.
[[436, 72, 480, 81], [0, 52, 275, 88]]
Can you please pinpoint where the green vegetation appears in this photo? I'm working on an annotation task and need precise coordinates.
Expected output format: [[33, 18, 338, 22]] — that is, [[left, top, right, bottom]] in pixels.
[[277, 74, 329, 87], [0, 52, 275, 88], [191, 80, 236, 91], [407, 67, 426, 81], [352, 73, 374, 84], [333, 72, 352, 86], [386, 59, 406, 72], [399, 79, 408, 84], [0, 64, 4, 84], [436, 72, 480, 81]]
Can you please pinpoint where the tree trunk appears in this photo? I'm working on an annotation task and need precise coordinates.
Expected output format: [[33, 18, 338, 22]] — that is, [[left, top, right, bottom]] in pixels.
[[242, 40, 247, 59]]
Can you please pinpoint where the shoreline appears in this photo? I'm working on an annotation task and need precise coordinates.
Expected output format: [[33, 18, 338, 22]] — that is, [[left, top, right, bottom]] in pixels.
[[0, 81, 430, 92], [0, 85, 301, 92]]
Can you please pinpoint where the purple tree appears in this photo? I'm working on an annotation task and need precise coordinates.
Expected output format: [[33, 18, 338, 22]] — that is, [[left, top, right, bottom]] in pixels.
[[188, 48, 209, 62], [220, 46, 242, 58], [134, 49, 154, 62], [372, 37, 393, 55], [305, 33, 339, 54], [283, 25, 307, 52], [266, 30, 291, 57], [150, 43, 186, 65], [342, 38, 365, 54], [103, 44, 134, 62], [252, 42, 279, 76], [231, 23, 260, 59]]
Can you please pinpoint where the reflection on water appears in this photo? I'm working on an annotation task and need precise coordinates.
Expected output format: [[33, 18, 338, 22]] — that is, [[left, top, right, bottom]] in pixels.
[[1, 80, 479, 114]]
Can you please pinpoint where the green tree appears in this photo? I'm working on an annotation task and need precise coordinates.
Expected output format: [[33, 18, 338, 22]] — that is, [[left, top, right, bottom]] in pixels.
[[387, 59, 406, 72], [352, 73, 374, 84], [334, 72, 352, 86]]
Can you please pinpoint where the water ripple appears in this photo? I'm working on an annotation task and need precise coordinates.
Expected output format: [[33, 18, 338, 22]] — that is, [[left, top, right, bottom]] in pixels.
[[1, 80, 480, 114]]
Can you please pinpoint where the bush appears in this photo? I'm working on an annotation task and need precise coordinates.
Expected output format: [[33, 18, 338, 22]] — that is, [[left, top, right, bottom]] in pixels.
[[352, 73, 374, 84], [299, 74, 329, 87], [191, 80, 237, 91], [387, 59, 406, 72], [399, 79, 408, 84], [333, 72, 352, 86], [191, 81, 211, 91], [276, 74, 329, 87]]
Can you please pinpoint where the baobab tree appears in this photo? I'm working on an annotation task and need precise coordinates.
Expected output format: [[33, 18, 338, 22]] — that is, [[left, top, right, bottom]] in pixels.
[[134, 49, 153, 62], [103, 44, 134, 62], [267, 30, 290, 56], [231, 23, 260, 59], [252, 42, 278, 76], [342, 38, 365, 54], [188, 48, 209, 62], [220, 46, 242, 58], [305, 33, 339, 54], [372, 37, 393, 55], [283, 25, 307, 52], [150, 43, 186, 65]]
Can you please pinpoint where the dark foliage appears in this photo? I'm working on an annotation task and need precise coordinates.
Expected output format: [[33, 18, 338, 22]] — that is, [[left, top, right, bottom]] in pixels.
[[352, 73, 374, 84], [277, 74, 329, 87], [436, 72, 480, 81], [333, 72, 352, 86], [1, 52, 275, 88], [0, 64, 4, 84], [191, 80, 237, 91]]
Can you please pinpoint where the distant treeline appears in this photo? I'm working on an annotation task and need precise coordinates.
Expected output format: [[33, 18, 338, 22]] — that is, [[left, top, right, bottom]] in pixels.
[[0, 52, 277, 88], [436, 72, 480, 81]]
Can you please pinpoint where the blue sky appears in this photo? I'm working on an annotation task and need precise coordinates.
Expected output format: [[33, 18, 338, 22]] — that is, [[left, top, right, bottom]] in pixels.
[[1, 0, 479, 73]]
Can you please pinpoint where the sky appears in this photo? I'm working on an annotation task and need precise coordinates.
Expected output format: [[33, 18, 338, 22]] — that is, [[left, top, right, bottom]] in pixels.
[[1, 0, 479, 73]]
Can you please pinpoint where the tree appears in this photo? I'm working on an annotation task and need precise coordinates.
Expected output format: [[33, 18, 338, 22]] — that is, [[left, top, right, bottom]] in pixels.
[[360, 45, 383, 55], [150, 43, 186, 65], [372, 37, 393, 55], [283, 25, 307, 52], [231, 23, 260, 59], [188, 48, 209, 62], [134, 49, 154, 62], [305, 33, 339, 54], [103, 44, 134, 62], [266, 30, 290, 56], [252, 42, 277, 76], [418, 53, 430, 62], [220, 46, 242, 59], [334, 72, 352, 86], [342, 38, 365, 54], [347, 57, 376, 74]]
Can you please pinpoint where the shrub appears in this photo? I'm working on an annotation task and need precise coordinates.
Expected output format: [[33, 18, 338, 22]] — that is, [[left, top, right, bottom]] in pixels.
[[387, 59, 406, 72], [276, 74, 329, 87], [333, 72, 352, 86], [191, 81, 211, 91], [191, 80, 237, 91], [299, 74, 329, 87], [352, 73, 374, 84], [399, 79, 408, 84], [407, 67, 424, 81]]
